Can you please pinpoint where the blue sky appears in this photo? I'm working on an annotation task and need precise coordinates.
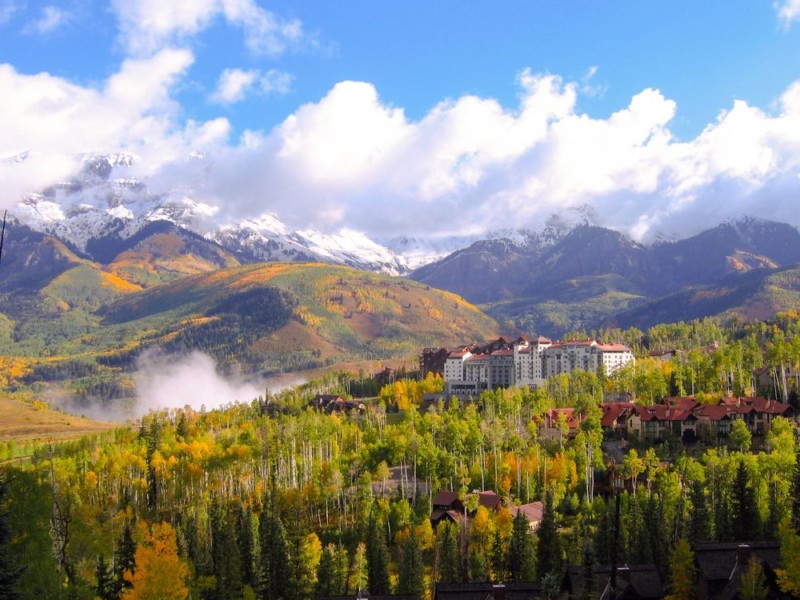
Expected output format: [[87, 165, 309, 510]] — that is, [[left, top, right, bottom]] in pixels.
[[2, 0, 800, 241]]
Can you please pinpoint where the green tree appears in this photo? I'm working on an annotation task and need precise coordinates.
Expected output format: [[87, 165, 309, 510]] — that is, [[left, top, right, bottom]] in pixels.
[[0, 479, 24, 598], [366, 511, 391, 594], [259, 511, 289, 600], [317, 543, 348, 597], [349, 543, 368, 596], [114, 521, 137, 598], [665, 539, 695, 600], [689, 480, 711, 544], [436, 521, 461, 584], [536, 491, 562, 580], [730, 419, 752, 453], [397, 528, 426, 599], [211, 501, 243, 600], [508, 510, 536, 582], [731, 459, 760, 541], [739, 558, 768, 600], [777, 516, 800, 596], [95, 554, 115, 600]]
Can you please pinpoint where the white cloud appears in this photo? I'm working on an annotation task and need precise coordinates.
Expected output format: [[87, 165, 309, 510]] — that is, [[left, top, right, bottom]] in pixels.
[[111, 0, 306, 56], [776, 0, 800, 24], [211, 68, 258, 104], [0, 48, 231, 209], [181, 72, 800, 242], [30, 5, 71, 34], [210, 67, 293, 104]]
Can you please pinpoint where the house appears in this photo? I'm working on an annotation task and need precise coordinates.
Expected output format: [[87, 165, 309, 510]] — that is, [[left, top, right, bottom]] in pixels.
[[430, 490, 502, 527], [600, 402, 636, 436], [693, 541, 781, 600], [565, 565, 665, 600], [312, 394, 365, 414], [508, 501, 544, 531], [435, 582, 542, 600], [627, 404, 698, 443]]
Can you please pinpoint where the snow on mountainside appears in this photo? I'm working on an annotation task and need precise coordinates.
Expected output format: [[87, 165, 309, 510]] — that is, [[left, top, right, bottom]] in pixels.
[[8, 152, 451, 273]]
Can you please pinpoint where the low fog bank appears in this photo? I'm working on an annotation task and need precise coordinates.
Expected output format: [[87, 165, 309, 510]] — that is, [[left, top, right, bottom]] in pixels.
[[46, 350, 306, 422]]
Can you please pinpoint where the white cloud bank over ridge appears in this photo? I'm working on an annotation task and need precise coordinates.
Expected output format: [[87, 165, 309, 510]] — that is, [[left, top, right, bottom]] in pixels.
[[3, 54, 800, 242]]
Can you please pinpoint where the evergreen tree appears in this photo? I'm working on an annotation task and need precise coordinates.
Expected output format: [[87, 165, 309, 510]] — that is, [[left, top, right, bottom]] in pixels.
[[95, 554, 115, 600], [436, 521, 461, 584], [211, 501, 243, 600], [237, 502, 258, 590], [259, 511, 289, 600], [793, 429, 800, 530], [536, 491, 562, 580], [366, 512, 391, 594], [508, 511, 535, 582], [731, 459, 760, 541], [317, 543, 348, 597], [491, 529, 506, 583], [0, 479, 24, 599], [689, 480, 711, 544], [113, 521, 137, 598], [397, 528, 426, 599], [579, 537, 596, 600]]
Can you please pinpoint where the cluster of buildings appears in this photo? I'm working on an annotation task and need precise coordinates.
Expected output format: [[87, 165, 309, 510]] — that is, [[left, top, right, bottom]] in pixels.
[[544, 395, 795, 443], [422, 336, 635, 399]]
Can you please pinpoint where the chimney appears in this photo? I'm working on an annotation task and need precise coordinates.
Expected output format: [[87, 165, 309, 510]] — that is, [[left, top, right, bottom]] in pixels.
[[493, 584, 506, 600], [737, 544, 751, 567]]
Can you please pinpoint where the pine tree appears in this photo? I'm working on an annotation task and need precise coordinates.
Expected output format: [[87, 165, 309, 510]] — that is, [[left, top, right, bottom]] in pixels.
[[508, 511, 535, 582], [317, 544, 348, 597], [688, 480, 711, 544], [491, 528, 507, 583], [366, 512, 391, 594], [0, 479, 24, 599], [95, 554, 115, 600], [731, 459, 760, 541], [436, 521, 461, 584], [211, 501, 243, 600], [259, 511, 289, 600], [397, 528, 425, 599], [236, 502, 258, 590], [113, 521, 137, 598], [536, 491, 562, 580]]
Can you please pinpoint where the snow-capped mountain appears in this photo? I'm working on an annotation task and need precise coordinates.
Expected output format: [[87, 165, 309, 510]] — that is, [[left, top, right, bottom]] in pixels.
[[8, 152, 463, 274]]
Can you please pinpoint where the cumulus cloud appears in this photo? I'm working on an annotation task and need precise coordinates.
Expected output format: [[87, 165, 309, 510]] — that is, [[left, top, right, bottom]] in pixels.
[[5, 51, 800, 243], [0, 48, 231, 209], [776, 0, 800, 24], [111, 0, 306, 56], [210, 67, 293, 104]]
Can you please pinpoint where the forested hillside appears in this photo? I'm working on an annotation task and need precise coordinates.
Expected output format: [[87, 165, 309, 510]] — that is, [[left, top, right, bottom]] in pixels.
[[4, 314, 800, 598]]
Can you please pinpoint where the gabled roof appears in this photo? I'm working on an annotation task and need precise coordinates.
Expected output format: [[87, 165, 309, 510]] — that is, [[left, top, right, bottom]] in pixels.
[[477, 491, 502, 510], [600, 402, 635, 427], [693, 404, 733, 421], [432, 490, 459, 507], [633, 405, 695, 422], [508, 501, 544, 523]]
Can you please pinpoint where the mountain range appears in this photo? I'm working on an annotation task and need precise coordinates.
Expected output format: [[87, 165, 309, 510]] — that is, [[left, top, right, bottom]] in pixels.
[[5, 151, 800, 350]]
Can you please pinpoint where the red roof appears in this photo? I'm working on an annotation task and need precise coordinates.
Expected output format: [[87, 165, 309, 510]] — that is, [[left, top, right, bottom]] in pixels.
[[693, 405, 733, 420], [477, 491, 502, 510], [662, 397, 699, 411], [432, 490, 459, 507], [509, 501, 544, 524], [633, 405, 695, 422], [600, 402, 635, 427]]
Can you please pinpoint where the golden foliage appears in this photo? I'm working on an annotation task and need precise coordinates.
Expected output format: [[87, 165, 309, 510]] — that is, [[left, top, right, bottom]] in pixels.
[[122, 522, 189, 600]]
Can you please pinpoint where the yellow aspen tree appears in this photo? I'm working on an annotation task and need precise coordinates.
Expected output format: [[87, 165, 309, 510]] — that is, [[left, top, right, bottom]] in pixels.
[[121, 522, 189, 600]]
